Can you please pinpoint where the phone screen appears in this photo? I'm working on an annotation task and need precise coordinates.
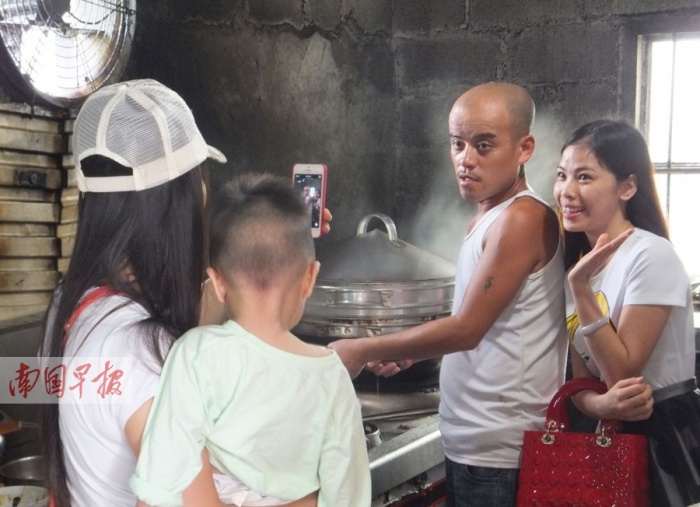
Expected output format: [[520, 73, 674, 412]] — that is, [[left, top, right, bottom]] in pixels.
[[294, 173, 324, 230]]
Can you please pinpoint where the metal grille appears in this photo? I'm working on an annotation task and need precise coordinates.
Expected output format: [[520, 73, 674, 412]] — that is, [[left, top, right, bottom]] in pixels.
[[0, 0, 135, 107]]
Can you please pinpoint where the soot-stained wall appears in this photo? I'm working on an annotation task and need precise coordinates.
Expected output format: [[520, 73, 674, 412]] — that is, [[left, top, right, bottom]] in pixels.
[[123, 1, 700, 259], [126, 1, 397, 260], [1, 1, 700, 376]]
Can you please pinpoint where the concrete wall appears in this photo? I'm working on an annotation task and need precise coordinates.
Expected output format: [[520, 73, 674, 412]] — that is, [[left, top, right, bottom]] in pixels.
[[3, 1, 700, 260], [122, 0, 700, 261], [125, 0, 398, 260]]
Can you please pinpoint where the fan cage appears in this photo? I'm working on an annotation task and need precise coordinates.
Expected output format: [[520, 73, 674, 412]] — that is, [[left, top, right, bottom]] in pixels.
[[0, 0, 135, 108]]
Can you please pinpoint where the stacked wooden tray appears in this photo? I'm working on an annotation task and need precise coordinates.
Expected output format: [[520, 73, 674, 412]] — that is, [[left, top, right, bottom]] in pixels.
[[0, 103, 68, 326]]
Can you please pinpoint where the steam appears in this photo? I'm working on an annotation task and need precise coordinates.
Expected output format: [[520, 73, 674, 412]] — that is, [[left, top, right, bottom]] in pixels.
[[404, 160, 474, 262], [527, 114, 566, 205]]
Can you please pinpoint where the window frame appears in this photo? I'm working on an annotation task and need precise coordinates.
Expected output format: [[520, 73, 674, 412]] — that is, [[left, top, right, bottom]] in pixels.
[[637, 32, 700, 174], [619, 12, 700, 123], [636, 32, 700, 220], [620, 14, 700, 279]]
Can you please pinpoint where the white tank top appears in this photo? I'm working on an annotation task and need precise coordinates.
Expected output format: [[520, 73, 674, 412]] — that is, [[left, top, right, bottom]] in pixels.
[[438, 190, 567, 468]]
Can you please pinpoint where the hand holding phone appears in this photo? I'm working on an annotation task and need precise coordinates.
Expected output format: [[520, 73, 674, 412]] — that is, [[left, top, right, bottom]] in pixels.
[[292, 164, 328, 238]]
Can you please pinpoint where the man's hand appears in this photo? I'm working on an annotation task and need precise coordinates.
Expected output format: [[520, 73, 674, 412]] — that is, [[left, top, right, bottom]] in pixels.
[[365, 360, 415, 378]]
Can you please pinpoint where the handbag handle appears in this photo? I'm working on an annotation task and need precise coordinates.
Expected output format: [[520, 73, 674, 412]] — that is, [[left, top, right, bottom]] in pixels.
[[545, 377, 620, 434]]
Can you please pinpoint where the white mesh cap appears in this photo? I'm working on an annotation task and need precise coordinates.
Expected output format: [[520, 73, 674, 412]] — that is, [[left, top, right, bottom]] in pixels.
[[73, 79, 226, 192]]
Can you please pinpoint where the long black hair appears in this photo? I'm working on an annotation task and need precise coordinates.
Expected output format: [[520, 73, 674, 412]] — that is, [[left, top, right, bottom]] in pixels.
[[41, 155, 206, 506], [561, 120, 669, 269]]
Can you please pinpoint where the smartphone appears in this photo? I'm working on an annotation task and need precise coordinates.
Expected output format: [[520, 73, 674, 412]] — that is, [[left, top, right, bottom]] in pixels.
[[292, 163, 327, 239]]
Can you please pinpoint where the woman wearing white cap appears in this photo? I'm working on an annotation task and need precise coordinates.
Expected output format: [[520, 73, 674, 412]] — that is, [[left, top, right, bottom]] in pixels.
[[40, 80, 321, 507]]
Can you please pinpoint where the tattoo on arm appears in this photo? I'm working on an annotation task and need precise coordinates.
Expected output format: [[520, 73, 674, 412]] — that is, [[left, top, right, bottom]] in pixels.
[[484, 276, 493, 292]]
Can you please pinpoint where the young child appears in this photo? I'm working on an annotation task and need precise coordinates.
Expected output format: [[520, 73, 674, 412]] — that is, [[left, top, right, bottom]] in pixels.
[[131, 173, 371, 507]]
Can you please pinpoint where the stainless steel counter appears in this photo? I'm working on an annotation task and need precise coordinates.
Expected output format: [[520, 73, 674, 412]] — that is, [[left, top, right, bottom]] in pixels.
[[368, 415, 444, 498], [359, 389, 446, 504]]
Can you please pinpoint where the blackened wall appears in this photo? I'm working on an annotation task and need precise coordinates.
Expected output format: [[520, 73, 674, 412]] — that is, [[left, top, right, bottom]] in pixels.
[[38, 1, 700, 259], [125, 0, 700, 260], [125, 1, 398, 260]]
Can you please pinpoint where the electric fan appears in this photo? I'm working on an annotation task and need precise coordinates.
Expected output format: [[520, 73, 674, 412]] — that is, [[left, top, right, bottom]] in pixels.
[[0, 0, 136, 108]]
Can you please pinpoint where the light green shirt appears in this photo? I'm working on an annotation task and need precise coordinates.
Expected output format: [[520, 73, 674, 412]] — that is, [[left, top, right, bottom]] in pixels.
[[131, 320, 370, 506]]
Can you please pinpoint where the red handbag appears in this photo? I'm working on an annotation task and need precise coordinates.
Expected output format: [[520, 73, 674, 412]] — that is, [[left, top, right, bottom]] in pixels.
[[517, 378, 649, 506]]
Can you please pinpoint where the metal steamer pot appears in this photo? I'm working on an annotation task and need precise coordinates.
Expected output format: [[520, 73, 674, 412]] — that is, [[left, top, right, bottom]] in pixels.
[[295, 214, 456, 387]]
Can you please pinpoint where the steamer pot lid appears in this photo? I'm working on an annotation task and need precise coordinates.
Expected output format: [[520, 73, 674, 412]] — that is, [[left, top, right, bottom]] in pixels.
[[317, 214, 456, 283]]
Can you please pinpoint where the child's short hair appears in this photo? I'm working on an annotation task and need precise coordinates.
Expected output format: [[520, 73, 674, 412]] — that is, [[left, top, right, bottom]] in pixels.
[[209, 173, 315, 289]]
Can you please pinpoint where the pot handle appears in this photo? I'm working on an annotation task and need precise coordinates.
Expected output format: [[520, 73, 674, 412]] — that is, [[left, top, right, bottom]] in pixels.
[[357, 213, 406, 248]]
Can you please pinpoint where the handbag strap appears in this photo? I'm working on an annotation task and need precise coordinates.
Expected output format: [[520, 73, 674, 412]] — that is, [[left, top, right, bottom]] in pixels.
[[546, 378, 620, 433], [61, 286, 124, 348]]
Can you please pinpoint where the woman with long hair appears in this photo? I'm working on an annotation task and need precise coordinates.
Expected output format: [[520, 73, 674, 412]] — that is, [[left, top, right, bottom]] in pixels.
[[40, 79, 226, 507], [41, 79, 322, 507], [555, 119, 700, 506]]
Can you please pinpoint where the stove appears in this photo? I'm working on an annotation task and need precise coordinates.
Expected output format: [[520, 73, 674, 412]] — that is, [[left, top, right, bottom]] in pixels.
[[357, 385, 447, 506]]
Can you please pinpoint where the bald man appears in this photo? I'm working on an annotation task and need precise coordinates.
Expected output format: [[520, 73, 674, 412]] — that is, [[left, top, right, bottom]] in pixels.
[[330, 82, 567, 506]]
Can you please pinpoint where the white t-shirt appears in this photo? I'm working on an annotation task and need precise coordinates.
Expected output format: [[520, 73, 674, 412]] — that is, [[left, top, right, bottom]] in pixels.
[[439, 190, 568, 469], [58, 290, 166, 507], [566, 228, 695, 390]]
